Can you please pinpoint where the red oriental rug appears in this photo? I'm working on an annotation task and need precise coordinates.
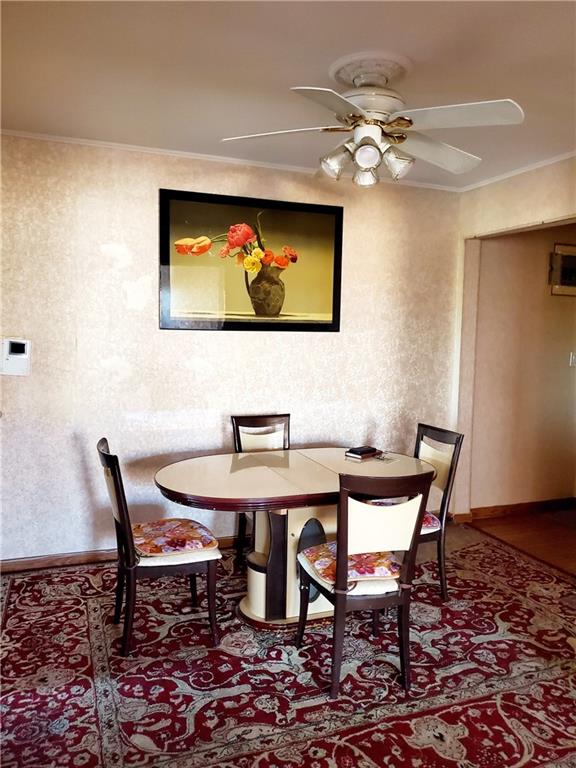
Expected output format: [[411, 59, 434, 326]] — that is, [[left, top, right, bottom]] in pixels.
[[1, 539, 575, 768]]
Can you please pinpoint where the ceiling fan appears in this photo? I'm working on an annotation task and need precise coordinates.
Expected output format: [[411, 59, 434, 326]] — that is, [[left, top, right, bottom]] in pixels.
[[222, 52, 525, 187]]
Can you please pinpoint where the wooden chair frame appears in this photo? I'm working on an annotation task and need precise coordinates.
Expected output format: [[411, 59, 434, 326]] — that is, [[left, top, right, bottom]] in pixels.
[[414, 423, 464, 601], [97, 438, 219, 656], [230, 414, 290, 569], [296, 470, 434, 699]]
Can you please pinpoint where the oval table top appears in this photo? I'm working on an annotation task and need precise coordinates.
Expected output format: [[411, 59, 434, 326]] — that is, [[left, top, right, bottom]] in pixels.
[[155, 447, 435, 513]]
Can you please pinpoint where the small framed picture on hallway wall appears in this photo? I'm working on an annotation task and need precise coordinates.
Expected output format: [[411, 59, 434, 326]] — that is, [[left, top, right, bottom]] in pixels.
[[549, 243, 576, 297], [159, 189, 343, 331]]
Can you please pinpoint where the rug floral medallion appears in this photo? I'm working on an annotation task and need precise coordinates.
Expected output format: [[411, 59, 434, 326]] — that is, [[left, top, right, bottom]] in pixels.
[[2, 539, 575, 768]]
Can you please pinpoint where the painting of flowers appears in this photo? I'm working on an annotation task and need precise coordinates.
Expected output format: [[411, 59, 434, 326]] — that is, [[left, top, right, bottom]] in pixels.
[[160, 190, 342, 331]]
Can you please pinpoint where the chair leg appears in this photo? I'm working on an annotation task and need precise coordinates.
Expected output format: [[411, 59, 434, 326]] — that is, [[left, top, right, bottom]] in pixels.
[[121, 571, 137, 657], [371, 609, 381, 638], [329, 596, 347, 699], [235, 512, 247, 570], [397, 601, 411, 691], [113, 567, 125, 624], [437, 531, 448, 601], [206, 561, 219, 647], [295, 568, 311, 648], [189, 574, 198, 608]]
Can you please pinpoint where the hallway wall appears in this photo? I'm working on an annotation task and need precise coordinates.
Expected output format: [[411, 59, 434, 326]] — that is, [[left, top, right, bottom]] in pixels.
[[471, 224, 576, 507]]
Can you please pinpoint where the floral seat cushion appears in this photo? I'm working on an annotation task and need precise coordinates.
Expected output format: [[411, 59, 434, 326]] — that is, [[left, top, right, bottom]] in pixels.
[[421, 512, 442, 533], [301, 541, 401, 584], [132, 518, 218, 557]]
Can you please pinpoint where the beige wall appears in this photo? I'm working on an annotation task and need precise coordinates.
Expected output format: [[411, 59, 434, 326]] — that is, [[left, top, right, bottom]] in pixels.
[[459, 156, 576, 239], [1, 135, 460, 559], [471, 226, 576, 508]]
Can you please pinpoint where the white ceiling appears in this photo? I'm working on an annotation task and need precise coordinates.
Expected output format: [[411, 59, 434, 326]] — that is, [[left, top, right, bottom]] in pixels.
[[2, 1, 575, 189]]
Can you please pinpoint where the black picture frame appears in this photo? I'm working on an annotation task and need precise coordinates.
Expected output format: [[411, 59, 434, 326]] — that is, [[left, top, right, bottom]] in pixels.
[[159, 189, 343, 331]]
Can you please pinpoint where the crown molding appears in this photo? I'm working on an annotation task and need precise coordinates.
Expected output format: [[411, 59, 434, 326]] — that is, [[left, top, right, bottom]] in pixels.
[[2, 129, 573, 194], [1, 129, 316, 175], [0, 129, 456, 192], [457, 151, 576, 193]]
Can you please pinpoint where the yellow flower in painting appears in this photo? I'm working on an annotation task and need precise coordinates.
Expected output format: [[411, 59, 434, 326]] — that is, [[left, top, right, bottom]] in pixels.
[[243, 255, 262, 274], [252, 247, 264, 261]]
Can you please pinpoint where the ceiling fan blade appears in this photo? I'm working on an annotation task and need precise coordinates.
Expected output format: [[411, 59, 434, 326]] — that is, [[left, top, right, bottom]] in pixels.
[[291, 87, 368, 122], [390, 99, 524, 131], [401, 132, 482, 174], [222, 125, 350, 142]]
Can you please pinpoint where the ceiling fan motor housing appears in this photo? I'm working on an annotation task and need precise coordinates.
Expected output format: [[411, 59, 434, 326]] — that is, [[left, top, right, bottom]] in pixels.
[[344, 88, 406, 120]]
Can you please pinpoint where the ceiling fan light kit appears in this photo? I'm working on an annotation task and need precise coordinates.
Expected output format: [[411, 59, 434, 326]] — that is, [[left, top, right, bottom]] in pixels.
[[222, 51, 524, 188], [321, 122, 414, 186]]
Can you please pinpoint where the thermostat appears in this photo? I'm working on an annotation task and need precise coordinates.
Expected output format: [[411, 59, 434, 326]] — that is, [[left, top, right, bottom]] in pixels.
[[1, 338, 31, 376]]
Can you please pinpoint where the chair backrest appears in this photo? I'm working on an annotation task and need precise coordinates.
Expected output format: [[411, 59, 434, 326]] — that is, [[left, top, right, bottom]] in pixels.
[[97, 437, 137, 568], [414, 423, 464, 521], [336, 471, 435, 594], [231, 414, 290, 453]]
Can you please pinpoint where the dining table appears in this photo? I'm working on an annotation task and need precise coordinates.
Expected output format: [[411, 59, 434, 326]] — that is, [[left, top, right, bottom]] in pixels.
[[155, 446, 435, 625]]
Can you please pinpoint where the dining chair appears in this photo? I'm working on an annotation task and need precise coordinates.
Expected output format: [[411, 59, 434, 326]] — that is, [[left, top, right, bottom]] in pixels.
[[295, 470, 434, 699], [97, 438, 220, 656], [230, 413, 290, 569], [414, 423, 464, 601]]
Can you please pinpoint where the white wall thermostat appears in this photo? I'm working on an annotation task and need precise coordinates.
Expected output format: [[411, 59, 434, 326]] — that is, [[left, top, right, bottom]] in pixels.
[[1, 338, 31, 376]]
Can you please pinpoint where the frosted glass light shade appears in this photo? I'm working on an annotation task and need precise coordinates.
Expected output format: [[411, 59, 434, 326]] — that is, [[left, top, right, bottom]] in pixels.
[[383, 148, 414, 180], [320, 143, 353, 180], [353, 168, 379, 187]]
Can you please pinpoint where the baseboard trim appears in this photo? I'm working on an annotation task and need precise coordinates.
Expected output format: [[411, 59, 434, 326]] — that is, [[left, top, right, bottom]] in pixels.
[[1, 549, 117, 573], [1, 536, 237, 573], [470, 497, 576, 520], [452, 513, 473, 524]]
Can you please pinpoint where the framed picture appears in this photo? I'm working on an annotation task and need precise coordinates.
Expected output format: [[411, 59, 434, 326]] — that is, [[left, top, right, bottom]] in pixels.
[[159, 189, 343, 331], [549, 243, 576, 296]]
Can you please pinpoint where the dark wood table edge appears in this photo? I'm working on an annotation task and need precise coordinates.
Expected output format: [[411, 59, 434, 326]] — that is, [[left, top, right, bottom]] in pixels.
[[154, 483, 340, 513]]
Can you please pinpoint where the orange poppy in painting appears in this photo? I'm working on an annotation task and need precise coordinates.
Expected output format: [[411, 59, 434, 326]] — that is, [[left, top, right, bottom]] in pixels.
[[282, 245, 298, 263], [273, 254, 290, 268], [174, 236, 212, 255]]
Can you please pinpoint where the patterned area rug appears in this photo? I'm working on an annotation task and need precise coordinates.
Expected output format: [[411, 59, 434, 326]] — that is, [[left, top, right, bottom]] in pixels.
[[2, 540, 576, 768]]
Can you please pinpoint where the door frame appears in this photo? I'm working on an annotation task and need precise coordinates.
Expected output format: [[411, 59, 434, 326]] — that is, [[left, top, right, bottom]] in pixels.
[[453, 216, 576, 519]]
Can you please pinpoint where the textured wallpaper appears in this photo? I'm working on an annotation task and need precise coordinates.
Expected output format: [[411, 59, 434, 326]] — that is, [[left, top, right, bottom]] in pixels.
[[1, 136, 460, 559]]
